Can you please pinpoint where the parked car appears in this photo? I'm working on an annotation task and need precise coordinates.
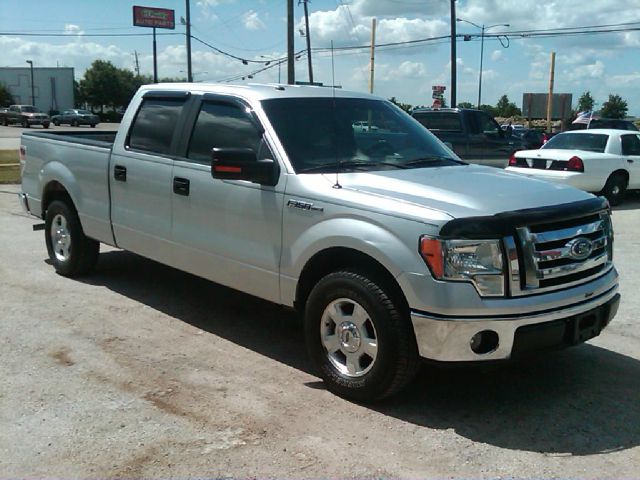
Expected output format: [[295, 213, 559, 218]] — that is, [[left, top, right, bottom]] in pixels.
[[412, 107, 523, 168], [512, 128, 544, 149], [568, 118, 639, 131], [506, 129, 640, 205], [0, 105, 50, 128], [51, 109, 100, 127], [20, 84, 619, 401]]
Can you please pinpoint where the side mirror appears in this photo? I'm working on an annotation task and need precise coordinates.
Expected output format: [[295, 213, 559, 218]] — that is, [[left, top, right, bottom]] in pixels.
[[211, 147, 279, 186]]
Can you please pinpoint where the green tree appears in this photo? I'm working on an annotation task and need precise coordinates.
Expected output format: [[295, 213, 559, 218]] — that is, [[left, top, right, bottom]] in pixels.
[[600, 94, 628, 119], [0, 82, 13, 107], [577, 91, 594, 112], [457, 101, 474, 108], [388, 96, 413, 113], [495, 94, 521, 117], [479, 104, 498, 117], [78, 60, 145, 111]]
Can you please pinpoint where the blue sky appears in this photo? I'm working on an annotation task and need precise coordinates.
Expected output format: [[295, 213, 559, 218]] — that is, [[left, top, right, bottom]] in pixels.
[[1, 0, 640, 115]]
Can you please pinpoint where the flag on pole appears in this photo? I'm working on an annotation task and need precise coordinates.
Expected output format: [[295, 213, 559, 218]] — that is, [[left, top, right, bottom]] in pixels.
[[572, 110, 595, 124]]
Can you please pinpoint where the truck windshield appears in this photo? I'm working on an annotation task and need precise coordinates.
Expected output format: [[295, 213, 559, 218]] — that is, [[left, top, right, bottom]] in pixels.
[[261, 97, 463, 173], [542, 133, 608, 153]]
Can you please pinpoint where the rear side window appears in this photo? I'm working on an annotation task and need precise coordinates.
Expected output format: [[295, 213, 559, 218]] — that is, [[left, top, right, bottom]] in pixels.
[[187, 101, 264, 163], [621, 134, 640, 155], [413, 112, 462, 132], [128, 98, 186, 155]]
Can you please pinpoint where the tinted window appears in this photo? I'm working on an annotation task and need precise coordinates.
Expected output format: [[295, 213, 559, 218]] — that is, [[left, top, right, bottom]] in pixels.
[[187, 101, 264, 163], [621, 134, 640, 155], [128, 98, 186, 155], [412, 112, 462, 131], [543, 133, 608, 153], [473, 111, 500, 135], [262, 97, 461, 173]]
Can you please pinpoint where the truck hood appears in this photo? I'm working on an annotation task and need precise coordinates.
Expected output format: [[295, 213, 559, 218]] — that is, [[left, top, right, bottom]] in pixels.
[[330, 164, 594, 220]]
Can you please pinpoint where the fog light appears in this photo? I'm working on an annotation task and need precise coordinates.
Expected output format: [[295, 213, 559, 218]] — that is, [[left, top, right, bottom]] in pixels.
[[470, 330, 499, 354]]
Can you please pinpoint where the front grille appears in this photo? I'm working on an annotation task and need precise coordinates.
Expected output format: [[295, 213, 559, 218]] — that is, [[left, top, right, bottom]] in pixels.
[[505, 211, 613, 296]]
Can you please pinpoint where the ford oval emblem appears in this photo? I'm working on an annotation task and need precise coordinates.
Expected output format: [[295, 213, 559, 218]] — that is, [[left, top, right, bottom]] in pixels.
[[566, 237, 593, 261]]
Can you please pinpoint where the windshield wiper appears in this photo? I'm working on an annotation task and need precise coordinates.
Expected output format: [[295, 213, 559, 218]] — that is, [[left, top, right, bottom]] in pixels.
[[297, 160, 406, 173], [404, 156, 465, 167]]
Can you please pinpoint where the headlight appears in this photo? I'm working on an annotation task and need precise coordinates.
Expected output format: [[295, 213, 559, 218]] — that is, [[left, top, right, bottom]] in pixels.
[[419, 236, 505, 296]]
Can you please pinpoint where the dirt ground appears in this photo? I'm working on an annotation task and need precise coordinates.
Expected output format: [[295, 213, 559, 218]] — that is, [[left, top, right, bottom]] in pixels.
[[1, 184, 639, 478]]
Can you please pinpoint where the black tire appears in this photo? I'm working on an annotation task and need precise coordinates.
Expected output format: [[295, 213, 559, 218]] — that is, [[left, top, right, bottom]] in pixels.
[[304, 270, 419, 402], [53, 120, 60, 126], [2, 117, 7, 126], [90, 124, 96, 128], [601, 173, 627, 206], [71, 119, 79, 127], [22, 118, 29, 128], [43, 123, 50, 129], [44, 200, 99, 277]]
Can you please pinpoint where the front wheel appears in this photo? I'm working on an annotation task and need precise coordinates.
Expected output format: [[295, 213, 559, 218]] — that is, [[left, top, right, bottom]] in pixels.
[[22, 118, 29, 128], [304, 270, 419, 402], [45, 200, 99, 277], [601, 173, 627, 206], [71, 119, 79, 127]]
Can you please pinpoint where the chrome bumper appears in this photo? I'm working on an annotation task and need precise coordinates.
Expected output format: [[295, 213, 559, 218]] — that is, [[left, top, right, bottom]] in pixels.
[[410, 284, 619, 362]]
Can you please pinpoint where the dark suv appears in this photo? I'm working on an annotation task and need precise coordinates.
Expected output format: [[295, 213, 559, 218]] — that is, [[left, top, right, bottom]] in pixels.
[[412, 108, 522, 168]]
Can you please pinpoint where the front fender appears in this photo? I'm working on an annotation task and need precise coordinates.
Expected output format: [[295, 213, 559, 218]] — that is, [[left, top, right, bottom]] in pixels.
[[280, 214, 434, 306]]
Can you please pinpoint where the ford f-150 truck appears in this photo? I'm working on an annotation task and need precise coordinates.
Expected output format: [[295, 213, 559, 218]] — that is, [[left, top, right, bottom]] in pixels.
[[19, 83, 620, 402]]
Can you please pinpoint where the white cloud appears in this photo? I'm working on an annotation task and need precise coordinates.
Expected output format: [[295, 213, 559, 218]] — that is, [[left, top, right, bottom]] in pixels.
[[63, 24, 84, 36], [242, 10, 265, 31], [491, 50, 503, 61]]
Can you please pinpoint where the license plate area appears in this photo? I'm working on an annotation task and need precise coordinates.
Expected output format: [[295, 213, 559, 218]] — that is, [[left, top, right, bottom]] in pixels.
[[532, 158, 547, 169], [566, 310, 602, 345]]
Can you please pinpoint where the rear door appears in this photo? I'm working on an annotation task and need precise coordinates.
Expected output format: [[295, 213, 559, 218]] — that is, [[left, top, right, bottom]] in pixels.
[[109, 91, 191, 261], [621, 133, 640, 189], [170, 94, 285, 303]]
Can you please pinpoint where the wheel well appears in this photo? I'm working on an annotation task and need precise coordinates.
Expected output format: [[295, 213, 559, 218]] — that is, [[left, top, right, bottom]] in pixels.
[[41, 181, 74, 219], [609, 170, 629, 185], [295, 247, 408, 314]]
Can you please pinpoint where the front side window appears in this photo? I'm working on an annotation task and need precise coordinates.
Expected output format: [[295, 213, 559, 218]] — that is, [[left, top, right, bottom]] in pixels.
[[473, 111, 500, 135], [412, 112, 462, 132], [187, 101, 264, 163], [261, 97, 462, 173], [128, 97, 186, 155]]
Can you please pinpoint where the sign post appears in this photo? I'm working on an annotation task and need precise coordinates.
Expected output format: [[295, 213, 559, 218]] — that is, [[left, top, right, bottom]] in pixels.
[[133, 6, 175, 83]]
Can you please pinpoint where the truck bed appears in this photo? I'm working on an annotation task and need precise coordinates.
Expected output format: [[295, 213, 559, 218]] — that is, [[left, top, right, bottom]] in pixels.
[[22, 129, 117, 148]]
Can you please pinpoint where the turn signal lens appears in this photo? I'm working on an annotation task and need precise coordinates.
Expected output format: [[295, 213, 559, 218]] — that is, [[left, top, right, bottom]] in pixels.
[[419, 237, 444, 278], [508, 153, 516, 166]]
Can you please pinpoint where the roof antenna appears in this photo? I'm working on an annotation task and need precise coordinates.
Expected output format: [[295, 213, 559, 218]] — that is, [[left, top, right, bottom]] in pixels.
[[331, 40, 342, 189]]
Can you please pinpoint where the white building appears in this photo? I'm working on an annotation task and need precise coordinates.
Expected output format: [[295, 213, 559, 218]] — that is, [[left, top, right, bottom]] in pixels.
[[0, 67, 74, 113]]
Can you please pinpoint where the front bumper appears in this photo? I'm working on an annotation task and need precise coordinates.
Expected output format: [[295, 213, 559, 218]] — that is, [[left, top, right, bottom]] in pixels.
[[410, 285, 619, 361], [27, 118, 49, 125]]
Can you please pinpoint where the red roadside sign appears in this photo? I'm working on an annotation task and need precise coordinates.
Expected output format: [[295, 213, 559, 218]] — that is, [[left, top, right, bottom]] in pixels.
[[432, 99, 442, 108], [133, 5, 175, 29]]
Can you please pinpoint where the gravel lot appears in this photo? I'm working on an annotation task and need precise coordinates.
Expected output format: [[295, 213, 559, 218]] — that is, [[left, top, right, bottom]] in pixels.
[[1, 183, 639, 478]]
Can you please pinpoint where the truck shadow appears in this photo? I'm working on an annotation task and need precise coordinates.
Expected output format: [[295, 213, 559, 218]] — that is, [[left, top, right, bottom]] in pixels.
[[81, 250, 640, 457]]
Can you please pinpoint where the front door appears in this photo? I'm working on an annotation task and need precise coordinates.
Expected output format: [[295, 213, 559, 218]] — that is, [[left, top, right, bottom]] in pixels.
[[621, 133, 640, 189], [170, 95, 285, 303]]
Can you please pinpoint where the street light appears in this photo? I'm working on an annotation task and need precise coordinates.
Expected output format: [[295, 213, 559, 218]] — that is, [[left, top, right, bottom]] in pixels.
[[25, 60, 35, 107], [456, 19, 509, 108]]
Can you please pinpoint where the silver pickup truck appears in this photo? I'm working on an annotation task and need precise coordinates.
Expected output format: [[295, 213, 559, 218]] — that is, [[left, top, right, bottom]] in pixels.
[[19, 83, 620, 401]]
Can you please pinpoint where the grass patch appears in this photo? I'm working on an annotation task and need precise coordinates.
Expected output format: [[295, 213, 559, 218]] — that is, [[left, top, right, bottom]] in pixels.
[[0, 149, 20, 183]]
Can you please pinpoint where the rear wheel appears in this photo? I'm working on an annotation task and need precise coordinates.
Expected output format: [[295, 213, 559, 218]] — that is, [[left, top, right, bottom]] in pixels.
[[22, 118, 29, 128], [71, 119, 79, 127], [601, 173, 627, 206], [53, 119, 60, 126], [45, 200, 99, 277], [2, 117, 7, 126], [304, 270, 419, 402]]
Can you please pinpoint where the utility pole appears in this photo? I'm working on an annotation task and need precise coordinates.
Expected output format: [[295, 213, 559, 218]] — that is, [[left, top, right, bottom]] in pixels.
[[546, 51, 556, 133], [152, 28, 158, 83], [301, 0, 313, 83], [133, 50, 141, 77], [450, 0, 457, 107], [26, 60, 35, 107], [369, 18, 376, 94], [287, 0, 295, 84], [186, 0, 193, 82]]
